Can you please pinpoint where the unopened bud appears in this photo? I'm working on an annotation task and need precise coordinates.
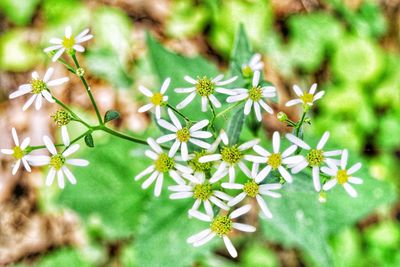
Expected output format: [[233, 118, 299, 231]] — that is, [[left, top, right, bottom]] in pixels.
[[52, 109, 71, 127], [76, 67, 85, 77], [277, 111, 288, 122]]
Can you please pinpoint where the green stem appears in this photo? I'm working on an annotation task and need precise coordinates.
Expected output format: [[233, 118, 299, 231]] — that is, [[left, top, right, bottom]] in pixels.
[[207, 98, 217, 133], [98, 125, 150, 147], [57, 57, 76, 74], [295, 111, 307, 137], [166, 103, 191, 123], [71, 53, 103, 125], [215, 101, 243, 119]]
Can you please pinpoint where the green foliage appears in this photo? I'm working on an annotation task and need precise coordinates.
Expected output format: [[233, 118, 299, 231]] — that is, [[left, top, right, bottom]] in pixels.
[[0, 0, 40, 26], [260, 170, 396, 267], [36, 247, 90, 267], [0, 30, 40, 71], [84, 133, 95, 148], [86, 49, 133, 89], [58, 137, 150, 239]]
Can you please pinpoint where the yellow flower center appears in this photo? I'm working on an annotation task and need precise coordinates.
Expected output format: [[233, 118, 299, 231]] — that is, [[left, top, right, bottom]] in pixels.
[[306, 149, 324, 167], [300, 93, 314, 104], [52, 109, 71, 127], [31, 79, 47, 94], [62, 36, 75, 49], [50, 154, 65, 170], [248, 86, 262, 101], [221, 145, 243, 164], [13, 146, 24, 160], [243, 180, 259, 197], [176, 127, 190, 142], [267, 153, 282, 169], [337, 169, 349, 185], [242, 65, 253, 78], [193, 182, 213, 201], [150, 92, 164, 106], [210, 216, 232, 236], [196, 77, 215, 97], [154, 153, 175, 173], [188, 150, 213, 172]]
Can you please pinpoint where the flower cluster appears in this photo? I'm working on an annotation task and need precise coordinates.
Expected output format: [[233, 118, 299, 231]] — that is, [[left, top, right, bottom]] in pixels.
[[1, 26, 364, 259]]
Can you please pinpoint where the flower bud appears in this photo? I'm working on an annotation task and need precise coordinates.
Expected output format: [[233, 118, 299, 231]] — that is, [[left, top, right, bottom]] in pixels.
[[318, 191, 327, 203], [76, 67, 85, 77], [277, 111, 288, 122], [52, 109, 72, 127]]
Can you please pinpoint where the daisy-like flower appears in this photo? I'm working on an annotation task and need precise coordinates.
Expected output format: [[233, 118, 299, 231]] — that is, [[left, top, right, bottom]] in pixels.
[[169, 173, 232, 217], [135, 138, 193, 197], [44, 26, 93, 62], [285, 83, 324, 108], [187, 204, 255, 258], [1, 128, 32, 175], [9, 67, 69, 111], [241, 53, 264, 78], [199, 130, 258, 183], [285, 132, 342, 192], [156, 108, 212, 161], [175, 74, 237, 112], [137, 78, 170, 119], [321, 149, 363, 198], [29, 132, 89, 189], [222, 164, 282, 218], [226, 71, 276, 121], [244, 131, 303, 183]]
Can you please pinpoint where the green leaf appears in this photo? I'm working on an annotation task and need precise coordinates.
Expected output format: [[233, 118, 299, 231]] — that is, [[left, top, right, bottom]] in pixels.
[[227, 107, 245, 145], [0, 0, 40, 26], [260, 170, 396, 266], [104, 109, 121, 123], [86, 48, 133, 89], [37, 247, 90, 267], [84, 133, 95, 148], [146, 33, 218, 121], [58, 137, 150, 239], [134, 193, 213, 267]]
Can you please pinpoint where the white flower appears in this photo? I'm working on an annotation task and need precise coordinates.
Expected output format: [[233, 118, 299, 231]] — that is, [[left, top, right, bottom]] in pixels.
[[169, 173, 232, 217], [9, 67, 69, 111], [285, 132, 342, 192], [44, 26, 93, 62], [137, 78, 170, 119], [156, 108, 212, 161], [135, 138, 193, 197], [1, 128, 32, 175], [321, 149, 363, 198], [226, 71, 276, 121], [199, 130, 258, 183], [221, 164, 282, 218], [241, 53, 264, 77], [285, 83, 324, 107], [29, 131, 89, 189], [244, 131, 303, 183], [175, 74, 237, 112], [187, 204, 255, 258]]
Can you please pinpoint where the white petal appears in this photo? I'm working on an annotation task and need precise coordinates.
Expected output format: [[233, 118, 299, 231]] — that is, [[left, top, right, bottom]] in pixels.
[[184, 75, 197, 84], [60, 126, 70, 146], [201, 97, 208, 112], [181, 142, 188, 161], [12, 160, 21, 175], [1, 149, 14, 155], [190, 120, 209, 132], [66, 159, 89, 166], [312, 166, 321, 192], [223, 236, 238, 258], [21, 158, 31, 172], [65, 26, 72, 38], [278, 166, 293, 183], [147, 138, 163, 154], [177, 92, 196, 110], [292, 85, 303, 96], [73, 45, 85, 52], [35, 95, 43, 110], [253, 145, 270, 157], [154, 173, 164, 197], [244, 99, 252, 115], [43, 67, 54, 82], [272, 131, 280, 153], [44, 44, 62, 52], [11, 128, 19, 146], [254, 101, 262, 121], [168, 140, 180, 158], [75, 28, 90, 40], [324, 150, 342, 157], [349, 177, 363, 184], [175, 87, 196, 93], [10, 85, 32, 98], [256, 195, 272, 218], [221, 182, 244, 190], [135, 165, 155, 181], [57, 170, 65, 189], [285, 134, 310, 150], [193, 232, 216, 247], [348, 162, 362, 175], [216, 87, 238, 96], [317, 131, 330, 150], [323, 178, 337, 191], [213, 190, 232, 201], [343, 183, 357, 198], [41, 90, 55, 103], [285, 99, 302, 107], [47, 77, 69, 87], [238, 139, 259, 151], [167, 108, 182, 129], [76, 34, 93, 43], [22, 95, 36, 111], [62, 166, 77, 184], [169, 170, 186, 185], [226, 93, 248, 103], [233, 222, 256, 232], [157, 119, 178, 132], [139, 85, 153, 97], [156, 134, 177, 144], [142, 171, 159, 189], [43, 136, 57, 155], [244, 155, 265, 163], [252, 71, 260, 87], [63, 144, 80, 157], [229, 204, 251, 219], [208, 94, 221, 108], [187, 229, 212, 244], [216, 76, 237, 86], [51, 48, 65, 62], [204, 200, 214, 217], [227, 192, 246, 206], [282, 155, 303, 165], [313, 91, 325, 101], [138, 103, 153, 113], [291, 160, 308, 174], [46, 168, 56, 186], [258, 100, 273, 114], [188, 209, 212, 222], [199, 154, 221, 163], [321, 166, 336, 176], [255, 165, 271, 183], [155, 105, 161, 119], [341, 149, 348, 169]]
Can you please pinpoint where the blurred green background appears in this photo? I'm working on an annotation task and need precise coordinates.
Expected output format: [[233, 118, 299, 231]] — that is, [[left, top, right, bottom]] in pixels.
[[0, 0, 399, 266]]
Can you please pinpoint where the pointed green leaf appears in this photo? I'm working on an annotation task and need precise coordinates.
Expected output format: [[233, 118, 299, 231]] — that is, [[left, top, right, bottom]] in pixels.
[[104, 109, 120, 123], [84, 133, 94, 148]]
